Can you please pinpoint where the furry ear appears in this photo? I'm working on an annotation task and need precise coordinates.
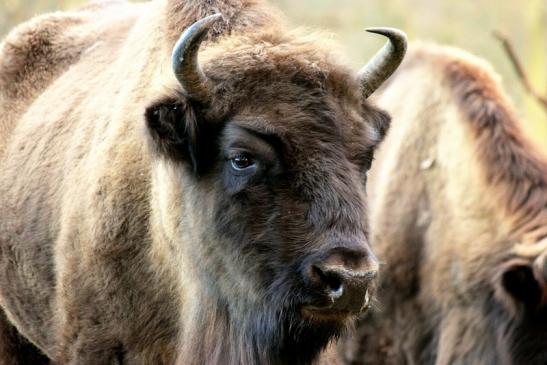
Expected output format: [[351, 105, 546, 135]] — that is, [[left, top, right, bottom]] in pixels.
[[364, 104, 391, 148], [502, 263, 540, 306], [496, 258, 544, 312], [145, 99, 218, 174]]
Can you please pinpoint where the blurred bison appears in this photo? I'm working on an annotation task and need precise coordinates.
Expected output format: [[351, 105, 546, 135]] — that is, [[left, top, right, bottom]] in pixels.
[[340, 44, 547, 365], [0, 0, 406, 364]]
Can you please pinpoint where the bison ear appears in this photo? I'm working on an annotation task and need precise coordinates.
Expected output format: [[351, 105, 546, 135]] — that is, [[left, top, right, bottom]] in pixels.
[[498, 260, 543, 311], [365, 104, 391, 147], [145, 99, 216, 174]]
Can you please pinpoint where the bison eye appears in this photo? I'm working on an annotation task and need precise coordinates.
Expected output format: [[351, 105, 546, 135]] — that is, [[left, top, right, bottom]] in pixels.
[[230, 153, 255, 171]]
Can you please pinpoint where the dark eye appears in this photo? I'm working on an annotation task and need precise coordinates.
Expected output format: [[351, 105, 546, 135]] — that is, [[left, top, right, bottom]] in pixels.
[[230, 153, 255, 171]]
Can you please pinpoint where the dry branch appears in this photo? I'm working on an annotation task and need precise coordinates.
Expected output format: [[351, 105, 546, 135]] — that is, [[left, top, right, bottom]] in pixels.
[[494, 31, 547, 111]]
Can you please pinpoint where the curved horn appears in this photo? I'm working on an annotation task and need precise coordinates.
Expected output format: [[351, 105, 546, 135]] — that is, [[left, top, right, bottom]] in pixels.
[[171, 14, 223, 101], [358, 27, 407, 98]]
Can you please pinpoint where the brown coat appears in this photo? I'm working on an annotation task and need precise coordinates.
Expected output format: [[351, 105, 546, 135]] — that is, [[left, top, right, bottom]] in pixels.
[[0, 0, 390, 364], [340, 44, 547, 365]]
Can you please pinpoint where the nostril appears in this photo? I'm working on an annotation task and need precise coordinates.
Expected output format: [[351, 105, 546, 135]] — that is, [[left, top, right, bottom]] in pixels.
[[312, 265, 344, 299]]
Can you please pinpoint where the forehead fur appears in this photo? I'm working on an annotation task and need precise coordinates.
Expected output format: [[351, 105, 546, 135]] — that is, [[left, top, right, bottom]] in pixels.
[[194, 29, 381, 155], [201, 29, 361, 106]]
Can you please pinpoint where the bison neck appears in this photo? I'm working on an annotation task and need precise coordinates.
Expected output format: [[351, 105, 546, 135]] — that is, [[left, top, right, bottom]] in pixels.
[[176, 286, 339, 365]]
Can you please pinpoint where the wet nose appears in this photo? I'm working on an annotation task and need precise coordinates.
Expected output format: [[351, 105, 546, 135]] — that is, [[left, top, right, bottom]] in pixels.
[[304, 246, 378, 313]]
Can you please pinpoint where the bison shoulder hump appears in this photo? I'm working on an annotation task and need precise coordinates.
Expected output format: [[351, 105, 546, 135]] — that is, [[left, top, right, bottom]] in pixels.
[[0, 9, 96, 100]]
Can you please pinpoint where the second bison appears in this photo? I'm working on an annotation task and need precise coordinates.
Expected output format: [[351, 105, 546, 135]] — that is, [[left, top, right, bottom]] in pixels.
[[342, 44, 547, 365]]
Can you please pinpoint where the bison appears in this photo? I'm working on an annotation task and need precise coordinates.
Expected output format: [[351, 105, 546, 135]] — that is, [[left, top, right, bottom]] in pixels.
[[340, 44, 547, 365], [0, 0, 407, 364]]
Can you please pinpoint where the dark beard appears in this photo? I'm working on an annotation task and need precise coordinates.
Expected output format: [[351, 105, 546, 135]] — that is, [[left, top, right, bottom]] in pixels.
[[277, 311, 346, 364], [240, 302, 348, 365]]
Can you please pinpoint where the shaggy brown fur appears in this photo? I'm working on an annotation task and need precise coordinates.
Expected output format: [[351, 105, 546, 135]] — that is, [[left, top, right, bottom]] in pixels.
[[339, 44, 547, 364], [0, 0, 390, 364]]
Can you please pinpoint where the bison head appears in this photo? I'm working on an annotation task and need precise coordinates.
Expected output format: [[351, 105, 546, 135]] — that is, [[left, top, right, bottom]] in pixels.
[[492, 240, 547, 365], [144, 14, 406, 364]]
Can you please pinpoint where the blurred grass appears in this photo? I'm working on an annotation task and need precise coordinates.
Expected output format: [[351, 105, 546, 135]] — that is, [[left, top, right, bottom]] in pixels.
[[1, 0, 545, 149]]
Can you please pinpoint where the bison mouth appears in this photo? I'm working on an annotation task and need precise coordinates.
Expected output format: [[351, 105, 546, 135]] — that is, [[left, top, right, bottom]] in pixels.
[[230, 277, 374, 364], [300, 291, 372, 322], [301, 306, 353, 322], [297, 280, 374, 324]]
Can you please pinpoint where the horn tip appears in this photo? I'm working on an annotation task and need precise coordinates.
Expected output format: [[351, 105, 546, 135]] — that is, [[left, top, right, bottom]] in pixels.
[[365, 27, 407, 41], [189, 13, 224, 32], [207, 13, 224, 21], [194, 13, 224, 29]]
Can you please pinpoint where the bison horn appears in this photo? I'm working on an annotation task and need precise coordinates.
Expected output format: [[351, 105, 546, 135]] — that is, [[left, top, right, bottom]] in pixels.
[[172, 14, 223, 101], [358, 27, 407, 98]]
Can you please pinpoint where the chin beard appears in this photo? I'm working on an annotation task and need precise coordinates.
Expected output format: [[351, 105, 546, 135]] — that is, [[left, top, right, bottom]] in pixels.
[[279, 310, 349, 364], [241, 301, 351, 365], [241, 273, 359, 365]]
